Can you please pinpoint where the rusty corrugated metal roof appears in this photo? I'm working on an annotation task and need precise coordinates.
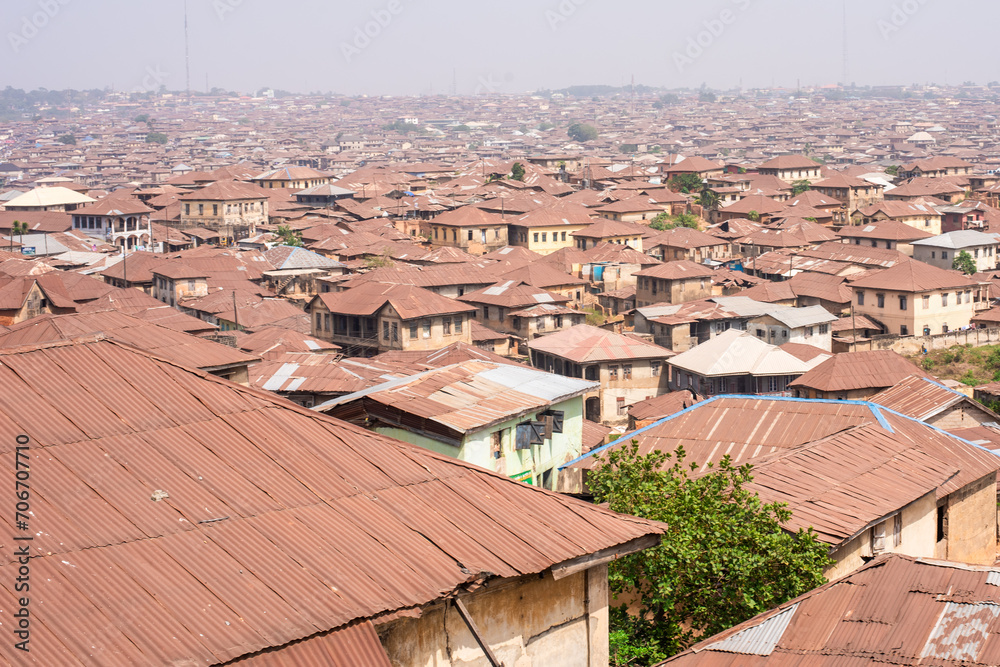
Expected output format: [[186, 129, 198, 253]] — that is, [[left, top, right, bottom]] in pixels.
[[0, 336, 662, 665], [662, 555, 1000, 666]]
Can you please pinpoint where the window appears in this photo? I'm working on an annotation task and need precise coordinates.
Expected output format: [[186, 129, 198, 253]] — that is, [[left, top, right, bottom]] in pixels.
[[198, 204, 204, 215], [541, 232, 547, 242], [212, 204, 218, 215], [856, 291, 865, 305], [467, 229, 473, 241], [936, 504, 947, 542], [383, 321, 390, 340], [876, 293, 885, 308], [454, 316, 462, 333], [481, 229, 487, 243], [540, 409, 564, 433], [185, 204, 190, 215], [651, 361, 661, 377], [805, 327, 814, 337], [443, 317, 452, 334], [899, 295, 907, 311], [561, 232, 566, 241], [391, 322, 398, 343], [942, 251, 949, 260], [871, 520, 887, 554], [533, 233, 539, 243], [923, 295, 930, 308], [409, 322, 418, 339], [314, 313, 322, 331], [941, 293, 948, 307], [942, 324, 949, 334], [622, 364, 632, 380], [819, 323, 829, 335], [324, 313, 331, 331], [617, 396, 627, 416], [434, 227, 439, 239], [901, 325, 908, 335], [608, 365, 618, 379], [956, 291, 963, 304], [893, 514, 902, 547], [423, 320, 431, 338], [931, 251, 936, 259]]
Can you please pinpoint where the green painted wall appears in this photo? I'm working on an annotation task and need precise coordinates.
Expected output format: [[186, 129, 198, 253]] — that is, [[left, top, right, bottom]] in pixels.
[[376, 396, 584, 490]]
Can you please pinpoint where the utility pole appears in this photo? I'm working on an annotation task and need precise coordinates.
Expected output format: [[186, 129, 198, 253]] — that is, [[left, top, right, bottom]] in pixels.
[[184, 0, 191, 102]]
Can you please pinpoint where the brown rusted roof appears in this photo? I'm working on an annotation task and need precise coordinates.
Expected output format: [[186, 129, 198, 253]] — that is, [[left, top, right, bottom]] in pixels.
[[317, 281, 477, 319], [0, 337, 662, 665], [0, 311, 258, 371], [789, 350, 930, 393], [529, 323, 675, 363], [635, 260, 715, 281], [869, 374, 986, 422], [661, 555, 1000, 666]]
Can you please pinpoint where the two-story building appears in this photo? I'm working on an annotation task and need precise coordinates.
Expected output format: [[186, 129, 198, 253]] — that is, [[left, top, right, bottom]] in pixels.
[[909, 230, 999, 273], [634, 260, 715, 307], [459, 280, 578, 339], [71, 196, 154, 251], [756, 155, 823, 184], [528, 324, 675, 425], [318, 360, 598, 493], [853, 201, 942, 236], [307, 281, 477, 356], [178, 181, 269, 244], [850, 260, 986, 336], [427, 206, 509, 255], [507, 202, 594, 255], [836, 218, 934, 254], [251, 166, 330, 190], [152, 265, 209, 307], [644, 226, 731, 263]]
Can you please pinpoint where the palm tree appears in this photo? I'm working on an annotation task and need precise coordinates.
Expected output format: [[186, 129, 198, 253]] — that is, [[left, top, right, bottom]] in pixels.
[[698, 189, 720, 210], [10, 220, 28, 253]]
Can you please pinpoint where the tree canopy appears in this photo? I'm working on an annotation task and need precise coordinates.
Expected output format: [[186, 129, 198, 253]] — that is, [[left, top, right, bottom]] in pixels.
[[791, 179, 811, 196], [590, 440, 831, 665], [274, 225, 303, 247], [649, 212, 699, 231], [145, 132, 168, 144], [567, 122, 598, 142], [510, 162, 525, 181], [668, 172, 704, 194], [953, 250, 977, 275]]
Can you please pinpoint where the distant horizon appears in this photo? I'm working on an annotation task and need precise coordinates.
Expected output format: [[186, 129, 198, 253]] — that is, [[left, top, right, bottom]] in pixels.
[[2, 0, 995, 97]]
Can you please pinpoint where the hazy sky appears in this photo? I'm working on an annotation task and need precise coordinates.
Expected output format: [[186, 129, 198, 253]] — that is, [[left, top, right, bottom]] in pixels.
[[2, 0, 995, 96]]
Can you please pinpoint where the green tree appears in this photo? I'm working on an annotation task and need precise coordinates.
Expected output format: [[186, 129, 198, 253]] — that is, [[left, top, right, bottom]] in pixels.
[[649, 212, 699, 231], [953, 250, 977, 275], [510, 162, 525, 181], [537, 121, 555, 131], [698, 90, 717, 103], [591, 440, 832, 664], [133, 114, 149, 123], [668, 173, 703, 194], [567, 122, 598, 142], [57, 133, 75, 145], [885, 165, 900, 176], [364, 247, 395, 268], [10, 220, 28, 252], [145, 132, 168, 144], [698, 189, 720, 209], [747, 209, 761, 222], [274, 225, 303, 247], [790, 179, 811, 196], [620, 144, 638, 154]]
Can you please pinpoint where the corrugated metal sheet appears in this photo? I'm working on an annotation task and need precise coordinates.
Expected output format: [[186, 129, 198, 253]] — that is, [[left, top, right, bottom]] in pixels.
[[0, 337, 663, 665], [922, 601, 999, 661], [707, 603, 799, 655], [227, 620, 391, 667]]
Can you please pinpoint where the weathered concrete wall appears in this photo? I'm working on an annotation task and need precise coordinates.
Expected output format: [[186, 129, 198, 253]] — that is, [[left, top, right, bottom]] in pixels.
[[927, 403, 998, 430], [377, 565, 609, 667], [838, 326, 1000, 356], [945, 473, 998, 565], [824, 492, 937, 581]]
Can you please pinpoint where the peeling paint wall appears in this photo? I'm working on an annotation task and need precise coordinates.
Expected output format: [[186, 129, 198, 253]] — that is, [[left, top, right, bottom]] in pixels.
[[377, 565, 609, 667], [825, 492, 937, 581], [945, 473, 997, 565]]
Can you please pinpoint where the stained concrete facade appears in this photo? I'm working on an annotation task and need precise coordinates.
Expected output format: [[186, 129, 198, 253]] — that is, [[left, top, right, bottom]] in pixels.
[[377, 565, 609, 667]]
